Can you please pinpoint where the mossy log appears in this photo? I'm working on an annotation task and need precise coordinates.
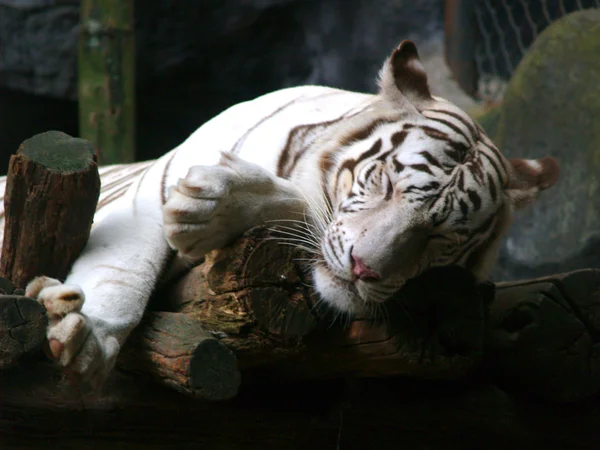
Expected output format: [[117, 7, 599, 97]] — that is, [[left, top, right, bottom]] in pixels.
[[0, 131, 100, 369], [0, 131, 100, 287]]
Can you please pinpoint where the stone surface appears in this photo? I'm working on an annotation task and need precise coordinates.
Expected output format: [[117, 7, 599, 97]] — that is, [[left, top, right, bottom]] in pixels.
[[481, 10, 600, 281]]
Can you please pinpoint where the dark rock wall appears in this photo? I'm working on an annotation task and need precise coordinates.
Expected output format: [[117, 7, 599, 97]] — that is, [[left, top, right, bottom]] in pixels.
[[0, 0, 443, 171]]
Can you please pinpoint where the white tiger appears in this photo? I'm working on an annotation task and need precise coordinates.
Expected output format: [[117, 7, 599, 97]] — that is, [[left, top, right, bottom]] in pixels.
[[1, 41, 559, 388]]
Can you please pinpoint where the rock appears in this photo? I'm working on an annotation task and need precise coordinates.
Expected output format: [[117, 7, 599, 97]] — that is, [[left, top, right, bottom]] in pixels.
[[481, 10, 600, 281], [0, 0, 79, 99]]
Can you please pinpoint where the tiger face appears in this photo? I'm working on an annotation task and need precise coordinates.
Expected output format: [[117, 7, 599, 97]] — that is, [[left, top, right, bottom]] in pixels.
[[312, 41, 559, 313]]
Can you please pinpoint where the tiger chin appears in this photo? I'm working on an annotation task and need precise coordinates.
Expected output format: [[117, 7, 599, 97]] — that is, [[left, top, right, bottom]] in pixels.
[[2, 40, 559, 388]]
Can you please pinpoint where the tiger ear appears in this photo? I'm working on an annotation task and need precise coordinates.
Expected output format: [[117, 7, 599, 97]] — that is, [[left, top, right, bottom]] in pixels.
[[378, 40, 433, 109], [506, 156, 560, 209]]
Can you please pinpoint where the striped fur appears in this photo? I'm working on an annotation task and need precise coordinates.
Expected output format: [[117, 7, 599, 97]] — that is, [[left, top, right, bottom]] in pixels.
[[0, 41, 559, 387]]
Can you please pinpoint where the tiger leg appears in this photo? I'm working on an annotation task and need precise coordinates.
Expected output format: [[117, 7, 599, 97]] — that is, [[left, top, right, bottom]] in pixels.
[[163, 151, 308, 262], [23, 154, 173, 388]]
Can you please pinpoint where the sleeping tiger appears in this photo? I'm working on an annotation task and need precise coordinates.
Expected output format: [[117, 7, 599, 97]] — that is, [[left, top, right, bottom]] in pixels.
[[1, 41, 559, 388]]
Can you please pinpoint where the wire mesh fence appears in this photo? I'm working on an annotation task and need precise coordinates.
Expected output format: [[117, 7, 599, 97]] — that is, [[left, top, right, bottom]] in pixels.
[[472, 0, 600, 104]]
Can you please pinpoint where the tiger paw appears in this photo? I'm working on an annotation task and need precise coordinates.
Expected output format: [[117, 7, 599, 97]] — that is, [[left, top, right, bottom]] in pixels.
[[163, 152, 303, 261], [25, 276, 120, 388]]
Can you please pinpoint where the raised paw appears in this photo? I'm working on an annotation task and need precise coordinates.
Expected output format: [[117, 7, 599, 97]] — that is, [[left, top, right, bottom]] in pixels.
[[163, 152, 293, 261], [25, 276, 120, 388]]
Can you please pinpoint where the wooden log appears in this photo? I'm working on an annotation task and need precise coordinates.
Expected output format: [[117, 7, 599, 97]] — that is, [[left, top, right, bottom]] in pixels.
[[147, 227, 600, 403], [487, 269, 600, 402], [0, 290, 46, 369], [0, 131, 100, 368], [2, 227, 600, 447], [2, 362, 600, 450], [0, 130, 100, 287], [120, 311, 241, 401], [145, 226, 490, 387]]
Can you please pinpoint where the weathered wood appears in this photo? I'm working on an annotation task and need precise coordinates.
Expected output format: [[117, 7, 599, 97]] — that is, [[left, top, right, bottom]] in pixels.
[[487, 269, 600, 402], [120, 311, 241, 400], [155, 227, 490, 385], [0, 292, 46, 369], [0, 131, 100, 288], [2, 223, 600, 447], [0, 131, 99, 368], [79, 0, 136, 164], [2, 363, 600, 450]]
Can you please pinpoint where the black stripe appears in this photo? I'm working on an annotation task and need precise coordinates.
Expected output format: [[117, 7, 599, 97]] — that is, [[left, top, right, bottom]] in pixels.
[[427, 108, 478, 139], [459, 199, 469, 218], [478, 140, 509, 186], [338, 118, 398, 147], [391, 130, 409, 148], [233, 96, 304, 155], [431, 117, 470, 144], [409, 164, 433, 175], [487, 173, 497, 203], [393, 158, 405, 173], [449, 212, 497, 265], [362, 165, 377, 182], [467, 189, 482, 211], [419, 151, 442, 169], [479, 150, 506, 188], [277, 116, 347, 178], [384, 178, 394, 201], [334, 139, 383, 193]]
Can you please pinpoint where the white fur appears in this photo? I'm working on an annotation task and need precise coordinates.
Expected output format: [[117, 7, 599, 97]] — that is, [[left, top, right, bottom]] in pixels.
[[0, 49, 554, 388]]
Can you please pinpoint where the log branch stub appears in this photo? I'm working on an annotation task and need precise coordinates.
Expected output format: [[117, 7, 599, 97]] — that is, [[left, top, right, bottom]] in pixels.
[[120, 312, 241, 401], [0, 130, 100, 288], [488, 269, 600, 402]]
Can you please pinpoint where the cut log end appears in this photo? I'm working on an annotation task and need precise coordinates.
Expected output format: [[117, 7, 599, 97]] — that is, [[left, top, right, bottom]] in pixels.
[[188, 337, 241, 400], [0, 131, 100, 288], [120, 312, 241, 401], [0, 294, 47, 369], [18, 130, 97, 172]]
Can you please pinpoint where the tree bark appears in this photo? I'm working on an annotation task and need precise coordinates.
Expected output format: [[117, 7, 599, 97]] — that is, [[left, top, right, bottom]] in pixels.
[[0, 131, 100, 368], [0, 130, 100, 287], [126, 226, 490, 399], [2, 225, 600, 447], [120, 311, 241, 400]]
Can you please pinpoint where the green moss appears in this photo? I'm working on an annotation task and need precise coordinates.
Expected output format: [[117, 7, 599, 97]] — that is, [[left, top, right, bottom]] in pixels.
[[489, 9, 600, 275], [20, 131, 96, 173], [474, 105, 501, 139]]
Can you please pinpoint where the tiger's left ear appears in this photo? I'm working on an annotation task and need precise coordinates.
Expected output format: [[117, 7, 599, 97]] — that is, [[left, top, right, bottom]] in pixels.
[[506, 156, 560, 209], [378, 40, 434, 110]]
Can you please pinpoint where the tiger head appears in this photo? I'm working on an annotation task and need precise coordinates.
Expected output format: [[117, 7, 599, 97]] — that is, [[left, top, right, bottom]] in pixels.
[[313, 40, 560, 313]]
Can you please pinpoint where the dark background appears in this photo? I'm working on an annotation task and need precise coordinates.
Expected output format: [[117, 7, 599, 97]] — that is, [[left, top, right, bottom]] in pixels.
[[0, 0, 443, 173]]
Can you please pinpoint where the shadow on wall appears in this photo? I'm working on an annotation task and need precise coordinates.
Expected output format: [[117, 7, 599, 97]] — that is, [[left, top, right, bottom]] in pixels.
[[0, 0, 443, 174], [0, 88, 78, 174]]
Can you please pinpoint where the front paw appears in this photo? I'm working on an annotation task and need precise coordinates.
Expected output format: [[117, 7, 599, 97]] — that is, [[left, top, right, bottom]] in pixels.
[[163, 152, 278, 261], [26, 276, 120, 389]]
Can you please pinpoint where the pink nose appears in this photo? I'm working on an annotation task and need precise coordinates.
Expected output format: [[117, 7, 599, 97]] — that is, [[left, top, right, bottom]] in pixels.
[[351, 254, 381, 281]]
